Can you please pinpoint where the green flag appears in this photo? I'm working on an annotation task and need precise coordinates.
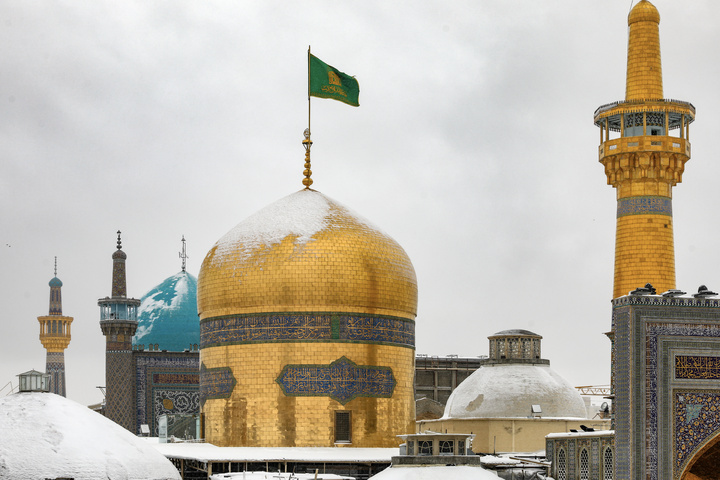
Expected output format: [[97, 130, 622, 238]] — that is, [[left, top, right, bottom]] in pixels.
[[309, 54, 359, 107]]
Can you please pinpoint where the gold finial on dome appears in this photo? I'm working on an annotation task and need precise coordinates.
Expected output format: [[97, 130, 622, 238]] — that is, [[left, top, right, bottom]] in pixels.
[[302, 128, 313, 188], [626, 0, 663, 100]]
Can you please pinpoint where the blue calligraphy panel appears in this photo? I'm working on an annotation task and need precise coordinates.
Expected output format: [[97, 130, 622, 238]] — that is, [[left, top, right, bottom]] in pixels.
[[276, 356, 395, 405], [617, 196, 672, 218], [199, 363, 236, 406], [675, 355, 720, 380], [201, 313, 414, 349]]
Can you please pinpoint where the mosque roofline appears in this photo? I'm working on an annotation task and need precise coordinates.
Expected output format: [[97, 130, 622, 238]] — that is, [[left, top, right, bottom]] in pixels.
[[489, 329, 541, 338], [546, 430, 615, 439], [152, 442, 396, 463], [612, 286, 720, 307]]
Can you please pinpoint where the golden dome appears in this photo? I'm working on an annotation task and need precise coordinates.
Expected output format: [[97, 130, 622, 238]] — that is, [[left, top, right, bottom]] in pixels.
[[628, 0, 660, 26], [198, 189, 418, 320]]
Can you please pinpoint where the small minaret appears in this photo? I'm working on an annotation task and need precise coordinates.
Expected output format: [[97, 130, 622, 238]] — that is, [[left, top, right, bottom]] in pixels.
[[37, 258, 73, 397], [98, 231, 141, 432], [594, 0, 695, 299]]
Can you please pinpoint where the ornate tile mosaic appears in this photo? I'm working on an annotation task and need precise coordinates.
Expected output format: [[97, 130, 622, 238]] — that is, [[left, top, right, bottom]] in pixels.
[[674, 391, 720, 474], [276, 356, 395, 405], [201, 313, 415, 349]]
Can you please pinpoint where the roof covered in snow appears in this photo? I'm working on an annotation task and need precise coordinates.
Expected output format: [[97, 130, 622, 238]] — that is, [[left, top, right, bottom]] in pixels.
[[151, 442, 397, 463], [368, 465, 499, 480], [443, 363, 587, 420], [0, 392, 180, 480], [133, 271, 199, 351]]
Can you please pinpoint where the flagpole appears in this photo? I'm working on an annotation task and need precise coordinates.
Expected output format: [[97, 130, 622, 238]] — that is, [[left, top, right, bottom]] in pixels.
[[307, 45, 311, 137], [303, 45, 313, 189]]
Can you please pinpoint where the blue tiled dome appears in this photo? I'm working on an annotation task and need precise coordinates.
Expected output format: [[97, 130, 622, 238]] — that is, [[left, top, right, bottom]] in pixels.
[[133, 271, 199, 352], [49, 277, 63, 287]]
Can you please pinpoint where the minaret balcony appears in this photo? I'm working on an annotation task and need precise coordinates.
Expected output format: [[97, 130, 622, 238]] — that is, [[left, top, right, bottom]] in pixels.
[[599, 136, 690, 163]]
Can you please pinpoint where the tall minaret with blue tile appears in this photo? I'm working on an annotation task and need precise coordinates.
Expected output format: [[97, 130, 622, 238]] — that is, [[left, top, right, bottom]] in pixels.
[[98, 231, 141, 432], [38, 257, 73, 396]]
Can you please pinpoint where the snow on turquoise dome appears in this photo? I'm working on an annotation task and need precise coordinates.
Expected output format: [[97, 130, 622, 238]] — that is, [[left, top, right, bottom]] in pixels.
[[133, 271, 199, 351]]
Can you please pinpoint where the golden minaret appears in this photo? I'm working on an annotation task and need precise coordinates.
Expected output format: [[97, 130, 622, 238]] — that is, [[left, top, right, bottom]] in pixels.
[[38, 258, 73, 396], [594, 0, 694, 299]]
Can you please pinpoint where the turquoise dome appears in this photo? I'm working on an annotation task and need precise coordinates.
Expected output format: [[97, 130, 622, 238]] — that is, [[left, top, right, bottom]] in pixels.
[[49, 277, 62, 287], [133, 271, 199, 352]]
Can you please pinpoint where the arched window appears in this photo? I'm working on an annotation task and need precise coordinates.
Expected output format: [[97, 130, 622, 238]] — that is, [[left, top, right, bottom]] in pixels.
[[418, 440, 432, 456], [439, 440, 454, 455], [603, 447, 613, 480], [557, 448, 567, 480], [579, 448, 589, 480]]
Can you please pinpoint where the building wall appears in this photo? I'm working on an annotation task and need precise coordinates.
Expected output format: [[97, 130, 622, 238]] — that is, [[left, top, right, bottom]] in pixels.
[[417, 417, 610, 454], [546, 433, 615, 480], [414, 356, 482, 405]]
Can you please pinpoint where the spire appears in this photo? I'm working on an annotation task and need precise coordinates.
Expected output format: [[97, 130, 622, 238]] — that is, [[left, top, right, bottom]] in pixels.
[[626, 0, 663, 100], [48, 257, 63, 315], [179, 235, 188, 273], [302, 128, 313, 188], [111, 230, 128, 298]]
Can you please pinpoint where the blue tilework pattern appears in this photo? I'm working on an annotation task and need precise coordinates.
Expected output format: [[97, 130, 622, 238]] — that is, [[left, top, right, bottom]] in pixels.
[[200, 363, 236, 406], [645, 322, 720, 479], [201, 313, 415, 349], [135, 353, 199, 435], [617, 196, 672, 218], [674, 391, 720, 474], [276, 356, 396, 405]]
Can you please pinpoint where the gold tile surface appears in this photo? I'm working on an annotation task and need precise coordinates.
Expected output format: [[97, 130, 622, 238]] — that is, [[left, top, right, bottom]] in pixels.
[[198, 191, 418, 320], [201, 342, 415, 448], [613, 214, 675, 299], [626, 1, 663, 100]]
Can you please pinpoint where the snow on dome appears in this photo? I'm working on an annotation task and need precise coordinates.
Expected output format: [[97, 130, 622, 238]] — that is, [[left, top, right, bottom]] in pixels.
[[0, 392, 180, 480], [198, 188, 417, 320], [209, 189, 387, 267], [368, 465, 499, 480], [443, 363, 587, 420], [133, 271, 199, 351]]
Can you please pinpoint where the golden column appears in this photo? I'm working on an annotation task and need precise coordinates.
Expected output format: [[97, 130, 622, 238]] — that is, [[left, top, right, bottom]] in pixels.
[[38, 258, 73, 397], [594, 0, 694, 299]]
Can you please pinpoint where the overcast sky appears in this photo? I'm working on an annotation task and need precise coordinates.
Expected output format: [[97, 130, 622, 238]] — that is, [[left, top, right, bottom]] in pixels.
[[3, 1, 720, 407]]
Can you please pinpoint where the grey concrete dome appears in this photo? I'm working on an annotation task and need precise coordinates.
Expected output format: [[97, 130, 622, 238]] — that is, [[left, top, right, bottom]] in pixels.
[[443, 363, 587, 419]]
